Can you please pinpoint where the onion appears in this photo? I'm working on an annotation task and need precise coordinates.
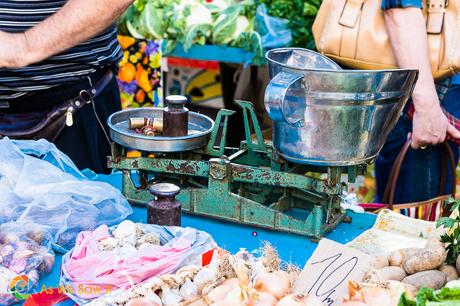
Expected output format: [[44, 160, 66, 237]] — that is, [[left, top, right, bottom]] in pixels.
[[276, 294, 309, 306], [222, 286, 244, 304], [249, 292, 277, 306], [255, 271, 290, 300], [361, 287, 392, 305], [207, 284, 233, 302], [222, 278, 240, 287], [235, 259, 250, 286]]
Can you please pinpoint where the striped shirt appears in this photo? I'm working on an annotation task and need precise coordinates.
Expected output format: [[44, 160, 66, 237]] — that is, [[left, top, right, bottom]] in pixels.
[[0, 0, 122, 100]]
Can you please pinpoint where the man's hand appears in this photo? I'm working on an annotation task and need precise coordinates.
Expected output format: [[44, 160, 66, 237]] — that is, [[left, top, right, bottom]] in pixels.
[[412, 98, 460, 148], [0, 31, 29, 68]]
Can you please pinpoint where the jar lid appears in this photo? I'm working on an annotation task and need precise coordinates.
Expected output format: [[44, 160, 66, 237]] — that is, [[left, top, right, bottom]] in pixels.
[[149, 183, 181, 197], [165, 95, 188, 107]]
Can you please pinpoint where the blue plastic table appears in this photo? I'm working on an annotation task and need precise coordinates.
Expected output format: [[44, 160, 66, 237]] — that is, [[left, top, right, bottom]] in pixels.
[[34, 172, 376, 305]]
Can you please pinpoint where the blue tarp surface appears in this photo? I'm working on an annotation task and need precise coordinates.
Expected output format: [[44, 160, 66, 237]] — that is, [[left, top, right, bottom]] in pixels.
[[35, 171, 376, 305]]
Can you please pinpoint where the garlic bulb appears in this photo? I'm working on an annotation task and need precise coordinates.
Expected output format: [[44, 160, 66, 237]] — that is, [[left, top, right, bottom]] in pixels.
[[98, 237, 119, 251], [113, 220, 137, 245], [145, 292, 163, 305], [161, 286, 183, 306], [193, 253, 219, 290], [180, 279, 198, 301]]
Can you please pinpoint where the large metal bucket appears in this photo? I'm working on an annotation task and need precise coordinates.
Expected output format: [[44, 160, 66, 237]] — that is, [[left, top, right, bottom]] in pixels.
[[264, 48, 418, 166]]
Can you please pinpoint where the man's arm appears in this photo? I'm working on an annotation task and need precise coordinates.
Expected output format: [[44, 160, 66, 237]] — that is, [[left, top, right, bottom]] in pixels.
[[383, 7, 460, 148], [0, 0, 134, 68]]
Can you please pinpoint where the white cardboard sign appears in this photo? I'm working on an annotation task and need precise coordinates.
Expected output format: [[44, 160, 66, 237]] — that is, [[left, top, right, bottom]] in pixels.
[[294, 238, 372, 306]]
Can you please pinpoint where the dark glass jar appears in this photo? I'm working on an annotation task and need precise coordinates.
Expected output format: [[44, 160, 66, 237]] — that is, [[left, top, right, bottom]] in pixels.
[[163, 95, 189, 137], [147, 183, 181, 226]]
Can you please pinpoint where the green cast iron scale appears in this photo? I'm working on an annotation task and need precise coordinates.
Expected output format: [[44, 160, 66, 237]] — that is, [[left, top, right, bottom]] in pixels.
[[108, 101, 365, 240]]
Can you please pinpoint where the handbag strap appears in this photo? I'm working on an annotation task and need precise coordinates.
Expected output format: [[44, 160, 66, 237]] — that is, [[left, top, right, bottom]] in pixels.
[[382, 139, 457, 209], [426, 0, 448, 34], [339, 0, 448, 34]]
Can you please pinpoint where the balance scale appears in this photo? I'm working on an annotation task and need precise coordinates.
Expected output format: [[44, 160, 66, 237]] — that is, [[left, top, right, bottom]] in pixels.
[[107, 48, 418, 240]]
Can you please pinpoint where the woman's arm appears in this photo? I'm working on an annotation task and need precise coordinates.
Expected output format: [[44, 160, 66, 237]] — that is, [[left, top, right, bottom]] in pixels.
[[0, 0, 134, 68], [383, 7, 460, 148]]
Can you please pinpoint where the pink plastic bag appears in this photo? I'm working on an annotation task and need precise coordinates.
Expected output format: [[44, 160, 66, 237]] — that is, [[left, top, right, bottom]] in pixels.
[[60, 223, 215, 304]]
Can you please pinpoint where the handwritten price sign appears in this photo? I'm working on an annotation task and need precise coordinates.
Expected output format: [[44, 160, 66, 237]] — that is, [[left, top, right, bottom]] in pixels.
[[294, 239, 372, 306]]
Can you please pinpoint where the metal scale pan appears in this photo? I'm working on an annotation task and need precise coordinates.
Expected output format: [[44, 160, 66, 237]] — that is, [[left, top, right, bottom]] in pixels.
[[108, 107, 214, 152]]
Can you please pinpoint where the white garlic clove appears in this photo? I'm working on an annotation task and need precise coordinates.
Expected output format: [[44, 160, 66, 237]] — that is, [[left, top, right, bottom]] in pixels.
[[179, 279, 198, 301]]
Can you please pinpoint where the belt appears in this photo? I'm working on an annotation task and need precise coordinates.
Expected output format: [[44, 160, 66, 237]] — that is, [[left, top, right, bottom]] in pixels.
[[0, 69, 114, 113], [0, 69, 114, 142]]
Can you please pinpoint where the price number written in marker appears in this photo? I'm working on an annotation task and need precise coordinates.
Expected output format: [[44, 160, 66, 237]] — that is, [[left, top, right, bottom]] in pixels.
[[294, 239, 372, 306]]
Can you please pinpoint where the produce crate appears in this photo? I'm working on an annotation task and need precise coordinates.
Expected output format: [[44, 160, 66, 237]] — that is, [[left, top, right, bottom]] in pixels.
[[162, 42, 265, 66]]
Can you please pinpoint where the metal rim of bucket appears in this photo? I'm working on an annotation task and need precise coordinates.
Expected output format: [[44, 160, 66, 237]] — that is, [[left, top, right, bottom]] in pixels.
[[265, 48, 418, 75]]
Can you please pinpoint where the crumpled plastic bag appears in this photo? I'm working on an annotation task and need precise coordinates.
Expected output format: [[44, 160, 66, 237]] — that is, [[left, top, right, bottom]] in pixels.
[[0, 138, 132, 253], [0, 222, 54, 305], [60, 222, 216, 305], [255, 4, 292, 49]]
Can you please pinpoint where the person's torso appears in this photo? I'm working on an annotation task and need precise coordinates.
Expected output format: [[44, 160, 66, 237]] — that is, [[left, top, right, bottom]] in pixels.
[[0, 0, 122, 100]]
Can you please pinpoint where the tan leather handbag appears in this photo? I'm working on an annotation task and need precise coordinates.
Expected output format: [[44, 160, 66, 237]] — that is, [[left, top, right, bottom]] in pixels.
[[312, 0, 460, 80]]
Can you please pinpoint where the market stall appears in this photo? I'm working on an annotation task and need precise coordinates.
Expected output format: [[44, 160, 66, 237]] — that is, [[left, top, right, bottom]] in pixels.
[[3, 1, 460, 305]]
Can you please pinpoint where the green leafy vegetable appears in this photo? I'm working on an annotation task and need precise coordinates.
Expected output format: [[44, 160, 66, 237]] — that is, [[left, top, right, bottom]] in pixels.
[[399, 287, 460, 306], [437, 198, 460, 265], [118, 0, 265, 63]]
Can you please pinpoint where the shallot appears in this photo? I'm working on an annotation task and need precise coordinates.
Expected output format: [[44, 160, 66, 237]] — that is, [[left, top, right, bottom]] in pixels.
[[206, 284, 233, 302], [276, 293, 323, 306], [255, 271, 290, 300], [249, 292, 277, 306]]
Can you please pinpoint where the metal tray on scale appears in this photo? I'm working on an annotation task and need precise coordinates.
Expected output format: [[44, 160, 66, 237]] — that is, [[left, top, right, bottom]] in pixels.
[[108, 108, 214, 152]]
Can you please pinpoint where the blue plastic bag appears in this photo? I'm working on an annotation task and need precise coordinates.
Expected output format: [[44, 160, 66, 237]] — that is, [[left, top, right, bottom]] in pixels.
[[0, 138, 132, 253], [255, 4, 292, 49]]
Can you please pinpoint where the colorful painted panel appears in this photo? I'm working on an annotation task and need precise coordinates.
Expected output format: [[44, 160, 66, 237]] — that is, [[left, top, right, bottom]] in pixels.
[[117, 36, 162, 108]]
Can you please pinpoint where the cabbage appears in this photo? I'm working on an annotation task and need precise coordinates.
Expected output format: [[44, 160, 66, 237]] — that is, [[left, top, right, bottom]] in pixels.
[[211, 5, 243, 45], [121, 0, 263, 62], [140, 2, 163, 39]]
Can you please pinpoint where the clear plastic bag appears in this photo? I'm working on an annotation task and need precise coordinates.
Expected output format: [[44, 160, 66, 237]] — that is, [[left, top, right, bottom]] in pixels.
[[0, 222, 54, 305], [255, 4, 292, 49], [60, 222, 216, 305], [0, 138, 133, 253]]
